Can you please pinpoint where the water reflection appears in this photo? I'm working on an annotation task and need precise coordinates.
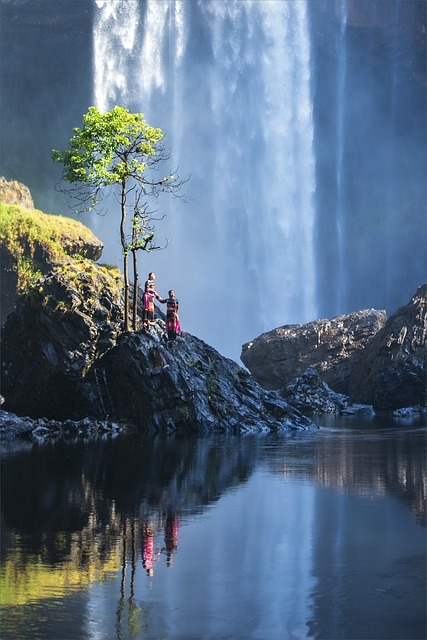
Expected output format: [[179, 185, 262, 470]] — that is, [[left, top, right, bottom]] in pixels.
[[1, 434, 258, 605], [1, 419, 425, 639]]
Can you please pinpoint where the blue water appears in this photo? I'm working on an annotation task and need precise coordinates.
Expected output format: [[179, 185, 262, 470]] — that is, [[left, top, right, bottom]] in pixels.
[[1, 417, 425, 639]]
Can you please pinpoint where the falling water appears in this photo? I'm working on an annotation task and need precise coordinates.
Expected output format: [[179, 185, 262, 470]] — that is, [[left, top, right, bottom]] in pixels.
[[93, 0, 140, 112], [334, 0, 348, 314], [92, 0, 317, 360]]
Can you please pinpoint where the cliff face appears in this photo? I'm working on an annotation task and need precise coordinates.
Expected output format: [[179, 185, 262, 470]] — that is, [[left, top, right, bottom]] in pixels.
[[1, 260, 123, 418]]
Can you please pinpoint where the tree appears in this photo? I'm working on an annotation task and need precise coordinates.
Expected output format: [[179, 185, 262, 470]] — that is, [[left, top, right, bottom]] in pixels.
[[53, 105, 186, 332]]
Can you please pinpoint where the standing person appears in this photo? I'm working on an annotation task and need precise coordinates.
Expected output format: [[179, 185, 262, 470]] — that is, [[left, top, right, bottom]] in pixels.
[[142, 272, 162, 328], [160, 290, 181, 343]]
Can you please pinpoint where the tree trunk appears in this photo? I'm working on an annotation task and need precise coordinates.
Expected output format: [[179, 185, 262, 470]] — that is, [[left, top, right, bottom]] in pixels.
[[132, 249, 138, 330], [120, 180, 129, 332]]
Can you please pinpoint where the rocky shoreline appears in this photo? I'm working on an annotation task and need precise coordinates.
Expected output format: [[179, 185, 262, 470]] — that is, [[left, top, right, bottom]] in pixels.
[[0, 408, 129, 443]]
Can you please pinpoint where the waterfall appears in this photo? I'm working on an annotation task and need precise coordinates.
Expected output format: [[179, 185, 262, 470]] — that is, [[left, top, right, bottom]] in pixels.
[[92, 0, 317, 360], [334, 0, 348, 314], [93, 0, 140, 112]]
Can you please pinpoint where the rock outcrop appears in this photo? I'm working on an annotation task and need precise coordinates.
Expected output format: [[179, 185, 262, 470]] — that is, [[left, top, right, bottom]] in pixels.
[[348, 284, 427, 410], [241, 286, 427, 412], [1, 258, 315, 433], [76, 327, 315, 432], [241, 309, 387, 395], [0, 176, 34, 209], [2, 300, 315, 432], [280, 368, 374, 416], [0, 182, 316, 433], [0, 183, 104, 327], [1, 260, 123, 419], [0, 409, 125, 442]]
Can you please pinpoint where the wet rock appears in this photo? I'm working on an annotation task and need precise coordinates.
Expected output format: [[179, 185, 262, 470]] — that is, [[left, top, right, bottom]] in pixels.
[[76, 329, 317, 433], [280, 368, 374, 416], [0, 410, 36, 440], [339, 404, 375, 416], [348, 284, 427, 410], [0, 409, 127, 442], [241, 309, 386, 394], [1, 261, 123, 419], [393, 406, 427, 421]]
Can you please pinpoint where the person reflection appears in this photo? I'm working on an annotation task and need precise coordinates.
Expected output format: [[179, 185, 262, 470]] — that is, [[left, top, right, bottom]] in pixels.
[[163, 511, 179, 567], [141, 521, 160, 577]]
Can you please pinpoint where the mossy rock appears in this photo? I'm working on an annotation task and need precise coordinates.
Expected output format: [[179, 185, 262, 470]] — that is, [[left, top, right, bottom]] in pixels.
[[0, 201, 104, 294]]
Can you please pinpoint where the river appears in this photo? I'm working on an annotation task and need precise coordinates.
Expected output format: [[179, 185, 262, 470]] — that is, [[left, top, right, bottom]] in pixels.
[[1, 415, 425, 640]]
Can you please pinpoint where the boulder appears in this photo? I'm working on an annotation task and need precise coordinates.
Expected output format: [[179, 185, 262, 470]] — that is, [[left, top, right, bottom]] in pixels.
[[348, 284, 427, 410], [280, 368, 374, 415], [241, 309, 387, 394], [76, 326, 315, 433], [1, 260, 123, 419]]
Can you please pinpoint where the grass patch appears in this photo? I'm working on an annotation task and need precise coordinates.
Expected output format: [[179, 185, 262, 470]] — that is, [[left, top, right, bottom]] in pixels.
[[0, 202, 105, 293]]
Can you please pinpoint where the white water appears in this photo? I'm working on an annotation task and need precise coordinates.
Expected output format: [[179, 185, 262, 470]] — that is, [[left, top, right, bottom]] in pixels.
[[334, 0, 348, 314], [92, 0, 317, 360], [93, 0, 140, 112]]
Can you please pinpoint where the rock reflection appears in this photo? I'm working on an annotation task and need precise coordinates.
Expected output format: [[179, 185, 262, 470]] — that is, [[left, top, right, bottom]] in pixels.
[[0, 433, 257, 606], [267, 421, 426, 526], [1, 422, 425, 616]]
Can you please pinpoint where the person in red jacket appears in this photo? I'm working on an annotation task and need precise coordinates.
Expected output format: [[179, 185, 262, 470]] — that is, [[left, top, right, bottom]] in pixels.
[[160, 290, 181, 343], [142, 272, 162, 327]]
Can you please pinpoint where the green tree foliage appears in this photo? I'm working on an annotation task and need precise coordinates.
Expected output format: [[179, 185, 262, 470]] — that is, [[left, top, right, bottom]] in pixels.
[[53, 105, 185, 332]]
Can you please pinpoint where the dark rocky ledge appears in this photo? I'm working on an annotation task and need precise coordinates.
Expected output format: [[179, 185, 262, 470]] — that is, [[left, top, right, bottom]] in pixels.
[[75, 324, 317, 433], [1, 275, 317, 433]]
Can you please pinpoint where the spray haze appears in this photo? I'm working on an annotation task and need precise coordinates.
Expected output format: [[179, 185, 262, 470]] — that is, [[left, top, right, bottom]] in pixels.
[[92, 0, 317, 360], [0, 0, 425, 361]]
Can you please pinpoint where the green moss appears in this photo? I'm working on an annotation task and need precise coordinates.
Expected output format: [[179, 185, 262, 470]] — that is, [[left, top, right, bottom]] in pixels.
[[54, 300, 68, 314], [237, 368, 250, 379], [98, 263, 123, 282], [0, 202, 105, 294], [16, 256, 43, 294], [206, 373, 219, 397]]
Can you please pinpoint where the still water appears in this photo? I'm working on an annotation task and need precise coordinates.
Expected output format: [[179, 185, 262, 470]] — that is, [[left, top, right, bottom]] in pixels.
[[1, 416, 425, 640]]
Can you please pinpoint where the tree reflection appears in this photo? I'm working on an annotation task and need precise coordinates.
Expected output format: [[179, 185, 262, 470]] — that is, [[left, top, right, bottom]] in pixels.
[[1, 433, 256, 606], [1, 423, 425, 612]]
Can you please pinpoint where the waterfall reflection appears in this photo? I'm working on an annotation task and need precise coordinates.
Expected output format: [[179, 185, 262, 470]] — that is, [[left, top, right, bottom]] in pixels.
[[1, 422, 425, 610]]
